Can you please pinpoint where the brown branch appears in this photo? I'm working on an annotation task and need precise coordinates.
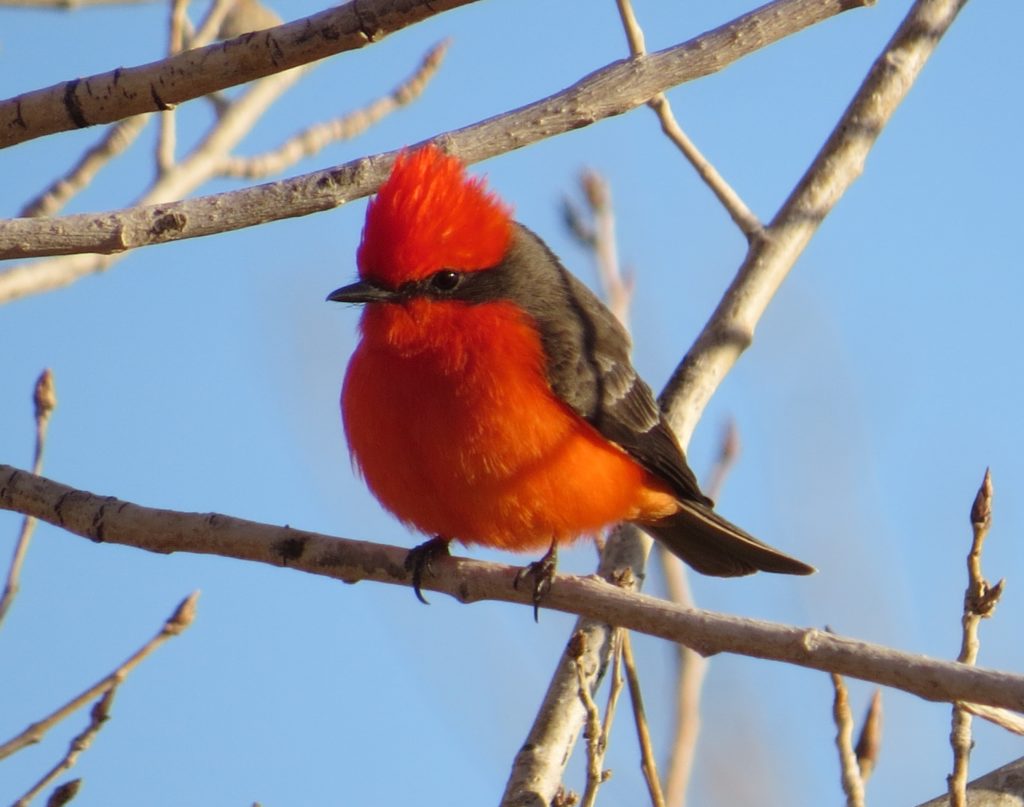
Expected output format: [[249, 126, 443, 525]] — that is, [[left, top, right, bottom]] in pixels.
[[5, 466, 1024, 715], [831, 672, 866, 807], [948, 469, 1001, 807], [0, 0, 867, 270], [0, 369, 56, 628], [0, 0, 480, 149], [216, 39, 450, 180], [0, 590, 197, 760]]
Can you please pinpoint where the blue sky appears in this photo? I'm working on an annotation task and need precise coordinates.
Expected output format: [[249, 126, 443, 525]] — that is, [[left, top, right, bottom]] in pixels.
[[2, 1, 1022, 805]]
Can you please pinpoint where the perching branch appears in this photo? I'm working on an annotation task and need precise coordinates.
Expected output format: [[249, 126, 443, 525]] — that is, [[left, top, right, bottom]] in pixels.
[[0, 0, 865, 271], [4, 466, 1024, 717]]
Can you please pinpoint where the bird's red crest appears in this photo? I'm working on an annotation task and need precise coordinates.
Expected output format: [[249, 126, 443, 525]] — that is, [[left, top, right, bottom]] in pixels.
[[357, 145, 512, 287]]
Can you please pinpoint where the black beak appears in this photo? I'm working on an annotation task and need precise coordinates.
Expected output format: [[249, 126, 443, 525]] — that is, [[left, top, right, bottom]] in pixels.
[[326, 280, 398, 304]]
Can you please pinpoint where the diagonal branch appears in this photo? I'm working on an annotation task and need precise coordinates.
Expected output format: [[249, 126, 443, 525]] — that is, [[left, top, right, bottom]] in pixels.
[[0, 0, 479, 149], [0, 0, 866, 270], [504, 0, 970, 802], [3, 465, 1024, 716]]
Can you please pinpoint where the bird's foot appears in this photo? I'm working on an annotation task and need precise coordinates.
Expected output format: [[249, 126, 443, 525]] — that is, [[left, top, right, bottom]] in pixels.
[[514, 543, 558, 622], [404, 536, 452, 605]]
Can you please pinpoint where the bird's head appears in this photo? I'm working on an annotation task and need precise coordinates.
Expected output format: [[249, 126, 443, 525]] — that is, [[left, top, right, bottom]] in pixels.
[[328, 145, 512, 307]]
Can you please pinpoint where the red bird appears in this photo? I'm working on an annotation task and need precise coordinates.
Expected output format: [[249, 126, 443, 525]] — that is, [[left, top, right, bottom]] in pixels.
[[329, 146, 812, 606]]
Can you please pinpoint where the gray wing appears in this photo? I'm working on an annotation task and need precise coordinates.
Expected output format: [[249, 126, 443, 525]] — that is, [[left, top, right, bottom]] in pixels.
[[505, 225, 711, 507]]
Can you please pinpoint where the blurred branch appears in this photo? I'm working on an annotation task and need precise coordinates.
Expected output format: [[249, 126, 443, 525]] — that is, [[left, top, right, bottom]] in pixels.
[[0, 591, 197, 760], [948, 469, 1001, 807], [0, 369, 56, 628], [831, 671, 866, 807], [0, 0, 479, 148], [0, 0, 866, 270], [216, 39, 449, 180], [563, 170, 634, 328], [615, 0, 763, 240], [155, 0, 191, 176], [855, 690, 883, 781], [6, 467, 1024, 716]]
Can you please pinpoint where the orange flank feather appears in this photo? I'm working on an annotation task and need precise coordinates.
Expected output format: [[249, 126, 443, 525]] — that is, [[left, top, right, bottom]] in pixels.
[[343, 296, 678, 551]]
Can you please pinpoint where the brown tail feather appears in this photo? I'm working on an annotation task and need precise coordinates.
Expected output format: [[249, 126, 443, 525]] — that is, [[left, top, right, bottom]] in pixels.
[[641, 503, 815, 578]]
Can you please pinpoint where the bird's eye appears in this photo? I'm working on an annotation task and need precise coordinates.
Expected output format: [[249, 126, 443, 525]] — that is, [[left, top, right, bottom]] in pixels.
[[430, 270, 462, 292]]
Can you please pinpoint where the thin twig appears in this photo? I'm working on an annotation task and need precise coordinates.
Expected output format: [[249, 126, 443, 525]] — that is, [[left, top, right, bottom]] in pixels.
[[621, 632, 666, 807], [216, 39, 449, 180], [12, 688, 117, 807], [0, 369, 56, 628], [855, 689, 883, 781], [615, 0, 763, 241], [0, 591, 198, 760], [831, 671, 866, 807], [949, 469, 1001, 807]]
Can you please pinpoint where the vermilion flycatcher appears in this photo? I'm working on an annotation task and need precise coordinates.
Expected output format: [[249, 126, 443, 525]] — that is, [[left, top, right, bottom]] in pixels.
[[329, 146, 813, 604]]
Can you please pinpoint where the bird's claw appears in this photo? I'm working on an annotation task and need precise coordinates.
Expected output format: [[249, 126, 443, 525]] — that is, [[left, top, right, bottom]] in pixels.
[[513, 544, 558, 622], [404, 537, 451, 604]]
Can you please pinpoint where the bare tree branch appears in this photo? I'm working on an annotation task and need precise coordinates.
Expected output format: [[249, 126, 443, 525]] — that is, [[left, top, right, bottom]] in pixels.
[[505, 0, 970, 802], [0, 0, 480, 148], [0, 590, 197, 760], [4, 466, 1024, 717], [12, 688, 116, 807], [615, 0, 763, 241], [0, 0, 867, 271]]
